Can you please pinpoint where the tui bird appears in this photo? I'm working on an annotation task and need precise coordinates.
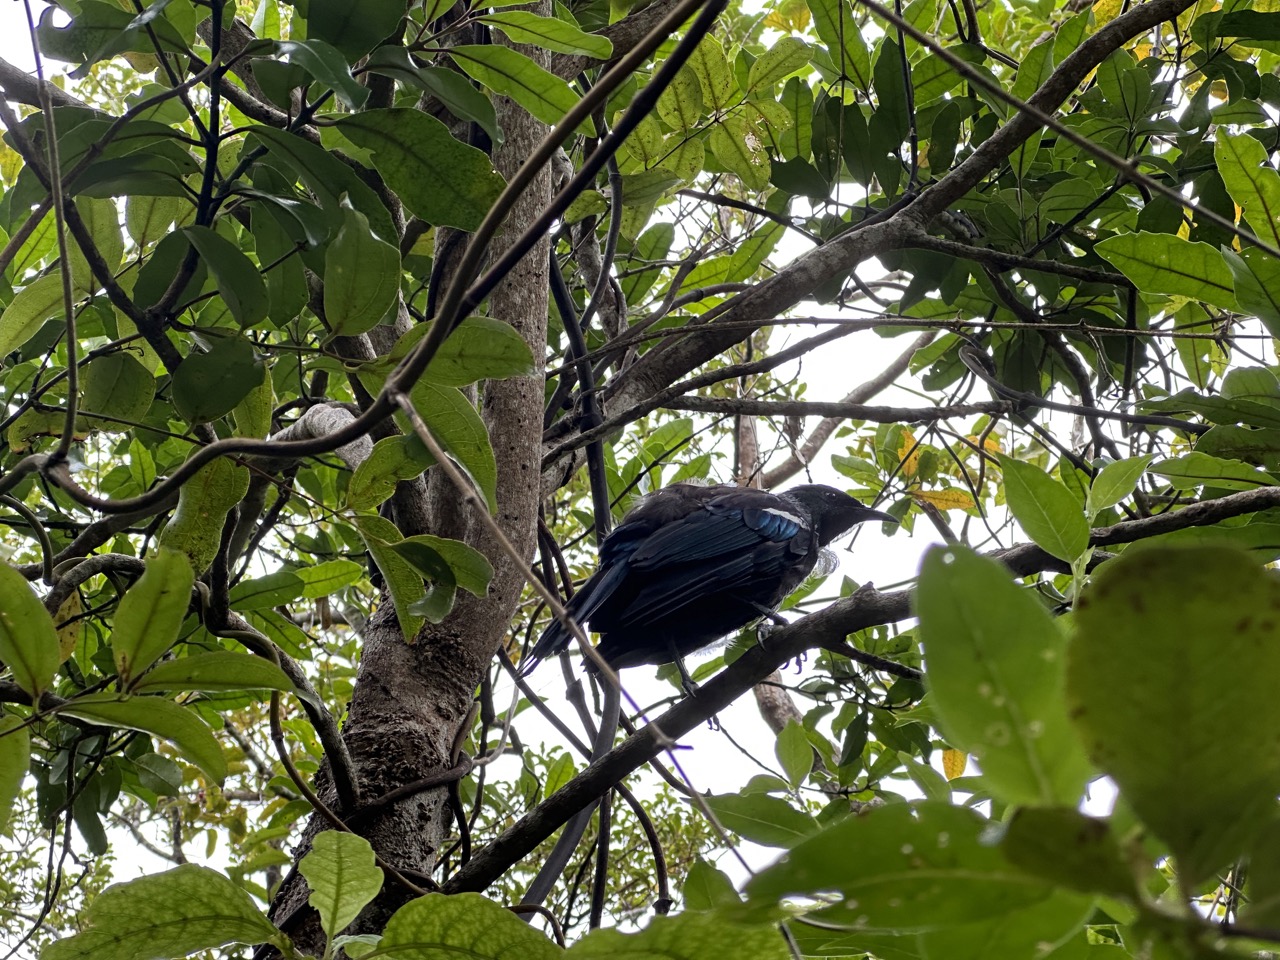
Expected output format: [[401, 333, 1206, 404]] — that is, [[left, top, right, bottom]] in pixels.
[[523, 483, 896, 678]]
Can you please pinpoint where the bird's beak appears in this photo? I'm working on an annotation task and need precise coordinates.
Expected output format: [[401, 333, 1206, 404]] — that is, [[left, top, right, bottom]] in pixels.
[[861, 508, 899, 525]]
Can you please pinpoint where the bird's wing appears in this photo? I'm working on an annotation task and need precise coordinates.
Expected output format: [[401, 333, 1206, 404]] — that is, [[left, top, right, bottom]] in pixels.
[[628, 499, 807, 570], [617, 500, 812, 622], [620, 551, 760, 623], [521, 519, 657, 673]]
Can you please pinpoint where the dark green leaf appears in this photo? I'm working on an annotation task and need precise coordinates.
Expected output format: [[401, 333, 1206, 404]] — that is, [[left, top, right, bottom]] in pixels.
[[347, 436, 435, 512], [57, 694, 227, 783], [405, 381, 499, 513], [228, 571, 306, 611], [305, 0, 407, 61], [171, 336, 265, 425], [1001, 807, 1138, 900], [324, 205, 401, 339], [81, 353, 155, 427], [449, 45, 593, 135], [181, 226, 269, 328], [0, 715, 30, 835], [364, 48, 501, 145], [337, 109, 505, 231], [479, 11, 611, 58], [570, 912, 788, 960], [379, 893, 558, 960], [378, 316, 535, 386], [276, 39, 370, 110], [1069, 546, 1280, 886], [1095, 232, 1237, 310]]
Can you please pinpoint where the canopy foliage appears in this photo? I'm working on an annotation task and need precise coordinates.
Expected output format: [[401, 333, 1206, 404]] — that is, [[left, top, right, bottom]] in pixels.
[[2, 0, 1280, 956]]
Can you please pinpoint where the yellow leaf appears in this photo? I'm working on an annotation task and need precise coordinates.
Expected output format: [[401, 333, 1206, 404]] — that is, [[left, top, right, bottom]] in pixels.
[[968, 434, 1002, 455], [898, 428, 919, 479], [942, 749, 968, 780], [913, 488, 977, 512], [53, 592, 83, 664], [1092, 0, 1123, 26]]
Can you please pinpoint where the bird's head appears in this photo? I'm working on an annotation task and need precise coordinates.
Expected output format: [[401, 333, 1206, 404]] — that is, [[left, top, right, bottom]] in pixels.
[[785, 484, 897, 545]]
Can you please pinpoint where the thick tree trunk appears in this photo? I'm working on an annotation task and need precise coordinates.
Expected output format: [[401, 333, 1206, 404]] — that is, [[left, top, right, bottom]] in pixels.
[[266, 29, 551, 953]]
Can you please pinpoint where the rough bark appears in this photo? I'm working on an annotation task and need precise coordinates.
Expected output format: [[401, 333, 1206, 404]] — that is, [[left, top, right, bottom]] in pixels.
[[265, 25, 551, 953]]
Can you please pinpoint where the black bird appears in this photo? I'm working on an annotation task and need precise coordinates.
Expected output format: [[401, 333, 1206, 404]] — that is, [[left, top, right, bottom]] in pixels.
[[523, 483, 896, 677]]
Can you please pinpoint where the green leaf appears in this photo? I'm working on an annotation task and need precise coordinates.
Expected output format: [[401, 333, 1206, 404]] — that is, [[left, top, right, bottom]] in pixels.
[[682, 858, 741, 911], [396, 535, 492, 596], [277, 39, 370, 110], [0, 273, 69, 357], [998, 457, 1090, 563], [353, 514, 426, 640], [1087, 455, 1154, 515], [449, 45, 592, 134], [171, 336, 266, 425], [181, 226, 269, 328], [111, 548, 195, 684], [687, 35, 736, 112], [1069, 546, 1280, 886], [1095, 232, 1237, 310], [807, 0, 871, 91], [702, 793, 818, 847], [1243, 817, 1280, 926], [42, 864, 278, 960], [0, 715, 30, 835], [380, 893, 559, 959], [656, 67, 703, 132], [1000, 807, 1139, 900], [916, 888, 1095, 960], [917, 546, 1091, 807], [570, 912, 788, 960], [247, 126, 396, 242], [708, 116, 770, 192], [346, 435, 435, 512], [479, 11, 611, 58], [67, 197, 124, 293], [157, 457, 251, 574], [300, 831, 384, 940], [775, 720, 813, 789], [125, 194, 185, 247], [364, 47, 501, 145], [133, 652, 293, 694], [1215, 131, 1280, 251], [0, 563, 61, 698], [324, 205, 401, 339], [57, 694, 228, 783], [337, 109, 505, 232], [378, 316, 536, 386], [228, 571, 306, 611], [406, 381, 499, 513], [746, 801, 1053, 933], [1151, 452, 1276, 490], [295, 559, 365, 599], [36, 1, 190, 76], [305, 0, 406, 61], [81, 352, 156, 427], [391, 539, 457, 624], [747, 36, 811, 91]]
